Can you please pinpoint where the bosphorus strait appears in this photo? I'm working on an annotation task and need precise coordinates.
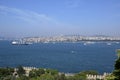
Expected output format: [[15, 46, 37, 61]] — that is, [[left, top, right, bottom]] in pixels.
[[0, 41, 118, 74]]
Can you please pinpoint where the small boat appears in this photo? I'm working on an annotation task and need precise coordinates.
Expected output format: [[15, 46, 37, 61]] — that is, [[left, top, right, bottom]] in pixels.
[[107, 43, 111, 45], [115, 42, 120, 44], [43, 41, 49, 43], [71, 51, 76, 54], [83, 41, 95, 45]]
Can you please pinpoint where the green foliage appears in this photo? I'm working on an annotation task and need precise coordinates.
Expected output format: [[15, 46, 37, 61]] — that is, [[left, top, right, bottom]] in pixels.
[[117, 49, 120, 58], [66, 71, 89, 80], [29, 69, 96, 80], [2, 75, 17, 80], [74, 72, 87, 80], [105, 74, 115, 80], [79, 70, 98, 75], [38, 68, 45, 75], [60, 74, 66, 80], [114, 58, 120, 70], [39, 74, 54, 80], [16, 75, 29, 80], [113, 70, 120, 80], [29, 69, 37, 78], [29, 68, 45, 78], [46, 69, 58, 75], [0, 67, 14, 78], [113, 58, 120, 80], [17, 66, 25, 76], [0, 67, 99, 80], [66, 70, 97, 80], [67, 76, 76, 80], [56, 73, 67, 80]]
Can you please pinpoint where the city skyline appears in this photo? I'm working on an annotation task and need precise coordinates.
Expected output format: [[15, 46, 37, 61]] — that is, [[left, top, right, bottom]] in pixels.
[[0, 0, 120, 38]]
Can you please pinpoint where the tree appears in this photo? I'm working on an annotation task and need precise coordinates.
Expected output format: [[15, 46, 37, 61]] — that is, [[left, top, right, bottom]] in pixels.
[[0, 67, 14, 78], [29, 70, 37, 78], [74, 72, 87, 80], [29, 68, 45, 78], [59, 73, 66, 80], [105, 74, 115, 80], [17, 66, 25, 76], [39, 74, 54, 80], [37, 68, 45, 76], [113, 57, 120, 80], [46, 69, 58, 76], [16, 75, 29, 80], [114, 58, 120, 70], [2, 75, 17, 80]]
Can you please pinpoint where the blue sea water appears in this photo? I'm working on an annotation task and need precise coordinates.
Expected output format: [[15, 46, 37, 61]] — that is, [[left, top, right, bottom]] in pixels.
[[0, 41, 119, 73]]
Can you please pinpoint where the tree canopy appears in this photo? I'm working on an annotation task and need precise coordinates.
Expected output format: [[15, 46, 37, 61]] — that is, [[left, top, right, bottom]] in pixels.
[[113, 57, 120, 80]]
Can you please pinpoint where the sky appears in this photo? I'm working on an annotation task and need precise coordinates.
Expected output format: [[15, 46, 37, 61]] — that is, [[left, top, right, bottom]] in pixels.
[[0, 0, 120, 38]]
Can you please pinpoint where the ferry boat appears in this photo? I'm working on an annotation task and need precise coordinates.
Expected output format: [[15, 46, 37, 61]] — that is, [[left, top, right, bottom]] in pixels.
[[12, 41, 29, 45], [12, 41, 18, 45]]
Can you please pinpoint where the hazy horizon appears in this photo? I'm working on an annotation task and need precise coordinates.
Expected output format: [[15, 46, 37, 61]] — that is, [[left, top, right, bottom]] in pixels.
[[0, 0, 120, 38]]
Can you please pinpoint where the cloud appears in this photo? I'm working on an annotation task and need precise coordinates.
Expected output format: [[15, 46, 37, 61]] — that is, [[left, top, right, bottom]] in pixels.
[[0, 5, 81, 37], [0, 5, 73, 37], [0, 5, 58, 25]]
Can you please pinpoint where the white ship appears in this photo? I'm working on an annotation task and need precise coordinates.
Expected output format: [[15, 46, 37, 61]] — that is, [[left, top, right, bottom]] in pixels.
[[12, 41, 29, 45], [12, 41, 18, 45]]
